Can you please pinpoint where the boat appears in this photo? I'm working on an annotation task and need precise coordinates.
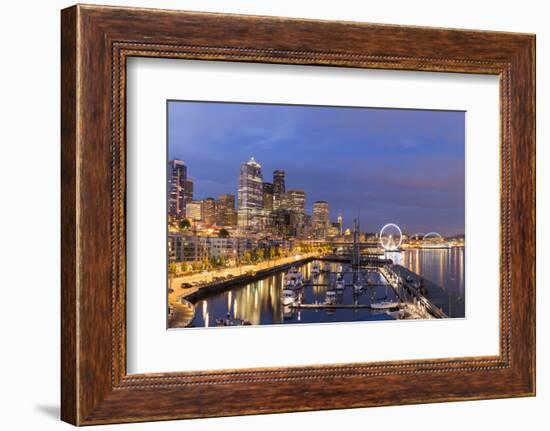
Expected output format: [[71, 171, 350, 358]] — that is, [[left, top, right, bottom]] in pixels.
[[353, 281, 363, 291], [284, 266, 304, 289], [281, 289, 299, 306], [324, 290, 337, 305], [337, 264, 343, 273], [370, 300, 400, 310], [311, 262, 321, 274], [335, 276, 345, 290]]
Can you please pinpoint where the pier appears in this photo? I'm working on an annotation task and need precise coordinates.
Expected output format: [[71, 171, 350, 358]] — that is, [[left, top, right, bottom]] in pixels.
[[380, 265, 448, 319], [290, 303, 396, 310]]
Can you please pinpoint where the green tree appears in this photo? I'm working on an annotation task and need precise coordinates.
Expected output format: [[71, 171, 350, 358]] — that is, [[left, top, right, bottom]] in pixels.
[[218, 228, 230, 238], [178, 219, 191, 230]]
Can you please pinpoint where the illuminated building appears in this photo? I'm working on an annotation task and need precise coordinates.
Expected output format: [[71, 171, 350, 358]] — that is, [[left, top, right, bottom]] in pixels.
[[313, 201, 330, 239], [216, 194, 237, 227], [273, 170, 286, 210], [201, 197, 216, 225], [185, 201, 202, 221], [237, 157, 264, 230], [262, 182, 274, 212], [286, 189, 306, 214], [168, 159, 193, 219]]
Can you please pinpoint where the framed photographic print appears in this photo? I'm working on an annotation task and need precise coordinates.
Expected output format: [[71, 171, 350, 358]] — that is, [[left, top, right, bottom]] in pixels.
[[61, 4, 535, 425]]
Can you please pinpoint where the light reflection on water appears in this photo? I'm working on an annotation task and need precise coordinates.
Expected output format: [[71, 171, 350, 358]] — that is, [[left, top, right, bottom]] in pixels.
[[386, 248, 465, 317], [189, 248, 465, 328], [387, 248, 465, 299], [191, 261, 396, 327]]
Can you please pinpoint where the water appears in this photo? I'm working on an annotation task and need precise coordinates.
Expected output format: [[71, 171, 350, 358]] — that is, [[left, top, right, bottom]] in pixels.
[[186, 248, 465, 328], [387, 248, 465, 317], [191, 261, 397, 328]]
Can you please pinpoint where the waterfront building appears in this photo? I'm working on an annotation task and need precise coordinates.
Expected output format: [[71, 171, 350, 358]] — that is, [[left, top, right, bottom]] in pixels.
[[313, 201, 330, 239], [201, 197, 217, 225], [337, 213, 343, 236], [216, 194, 237, 227], [262, 182, 274, 212], [168, 233, 207, 262], [168, 159, 193, 219], [237, 157, 264, 230], [170, 232, 264, 262], [273, 170, 286, 210], [185, 201, 202, 222]]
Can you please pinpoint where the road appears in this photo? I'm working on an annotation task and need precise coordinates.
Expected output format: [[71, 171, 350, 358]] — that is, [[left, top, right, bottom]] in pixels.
[[168, 252, 320, 305]]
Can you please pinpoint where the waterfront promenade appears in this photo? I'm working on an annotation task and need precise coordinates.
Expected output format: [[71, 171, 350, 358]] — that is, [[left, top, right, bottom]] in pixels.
[[169, 252, 322, 305]]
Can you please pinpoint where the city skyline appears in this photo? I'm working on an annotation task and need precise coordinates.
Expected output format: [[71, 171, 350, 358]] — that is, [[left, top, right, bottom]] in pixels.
[[168, 101, 465, 235]]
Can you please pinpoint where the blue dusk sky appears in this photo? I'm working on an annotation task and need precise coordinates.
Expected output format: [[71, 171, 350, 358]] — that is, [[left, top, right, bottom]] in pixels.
[[168, 101, 465, 236]]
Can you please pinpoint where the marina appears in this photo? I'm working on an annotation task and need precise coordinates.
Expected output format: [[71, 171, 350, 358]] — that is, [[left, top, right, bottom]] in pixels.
[[170, 245, 463, 328]]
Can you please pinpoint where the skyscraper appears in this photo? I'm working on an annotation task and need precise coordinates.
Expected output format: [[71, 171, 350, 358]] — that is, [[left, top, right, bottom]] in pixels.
[[313, 201, 330, 239], [168, 159, 192, 219], [184, 178, 194, 206], [237, 157, 264, 230], [286, 189, 306, 214], [216, 194, 237, 227], [185, 201, 202, 221], [273, 170, 286, 210], [337, 213, 343, 236], [201, 197, 216, 225], [262, 182, 274, 212]]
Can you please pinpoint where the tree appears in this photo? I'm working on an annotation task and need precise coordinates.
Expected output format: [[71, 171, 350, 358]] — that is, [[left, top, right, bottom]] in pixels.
[[218, 228, 230, 238], [168, 263, 178, 291], [168, 263, 178, 278], [178, 219, 191, 230]]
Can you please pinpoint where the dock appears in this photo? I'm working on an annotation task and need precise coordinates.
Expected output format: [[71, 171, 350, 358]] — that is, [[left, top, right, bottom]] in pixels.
[[290, 303, 398, 310], [381, 265, 448, 319]]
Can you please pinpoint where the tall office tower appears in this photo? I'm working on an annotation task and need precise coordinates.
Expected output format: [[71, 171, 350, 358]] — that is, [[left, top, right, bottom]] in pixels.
[[168, 159, 189, 219], [262, 182, 274, 212], [216, 194, 237, 227], [286, 189, 306, 214], [237, 157, 264, 230], [286, 189, 306, 238], [184, 178, 194, 205], [337, 213, 343, 236], [273, 170, 286, 210], [185, 201, 202, 222], [313, 201, 330, 239], [201, 197, 216, 225]]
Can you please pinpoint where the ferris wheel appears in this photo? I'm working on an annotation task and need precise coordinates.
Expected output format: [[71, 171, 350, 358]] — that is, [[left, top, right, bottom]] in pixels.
[[379, 223, 403, 251]]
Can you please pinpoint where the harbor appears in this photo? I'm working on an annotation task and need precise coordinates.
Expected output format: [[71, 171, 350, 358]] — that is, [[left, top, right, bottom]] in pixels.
[[170, 246, 464, 328]]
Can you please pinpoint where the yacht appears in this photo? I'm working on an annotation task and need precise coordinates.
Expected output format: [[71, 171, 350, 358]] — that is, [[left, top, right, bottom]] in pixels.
[[324, 290, 337, 305], [284, 266, 304, 289], [335, 275, 345, 290], [281, 289, 298, 306], [311, 262, 321, 275], [353, 281, 363, 291]]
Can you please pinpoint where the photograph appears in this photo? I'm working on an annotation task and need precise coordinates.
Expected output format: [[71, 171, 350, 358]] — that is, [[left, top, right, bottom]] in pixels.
[[166, 101, 466, 328]]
